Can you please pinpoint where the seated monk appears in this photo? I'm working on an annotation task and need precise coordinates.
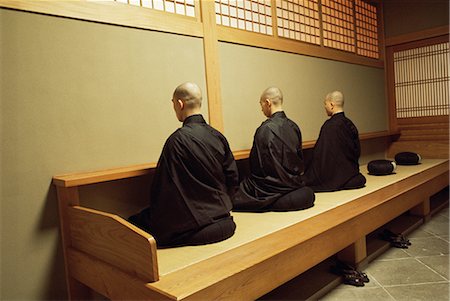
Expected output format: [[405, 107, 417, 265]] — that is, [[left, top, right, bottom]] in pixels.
[[305, 90, 366, 192], [129, 82, 239, 247], [233, 87, 315, 212]]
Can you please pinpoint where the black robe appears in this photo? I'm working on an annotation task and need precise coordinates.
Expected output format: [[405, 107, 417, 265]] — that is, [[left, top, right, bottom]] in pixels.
[[305, 112, 364, 192], [132, 114, 239, 245], [233, 111, 307, 210]]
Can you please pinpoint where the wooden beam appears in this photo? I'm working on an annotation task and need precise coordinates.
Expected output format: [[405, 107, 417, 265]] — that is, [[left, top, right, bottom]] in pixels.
[[199, 0, 224, 132], [0, 0, 204, 37], [397, 115, 449, 126], [385, 25, 449, 47], [377, 0, 386, 62]]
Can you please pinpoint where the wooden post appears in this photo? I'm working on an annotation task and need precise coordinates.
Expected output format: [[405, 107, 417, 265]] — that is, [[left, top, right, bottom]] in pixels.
[[56, 186, 92, 300], [199, 0, 224, 132], [410, 198, 431, 222], [337, 237, 367, 268]]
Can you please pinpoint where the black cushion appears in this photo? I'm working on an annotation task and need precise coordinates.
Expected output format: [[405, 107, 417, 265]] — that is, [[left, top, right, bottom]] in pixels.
[[367, 160, 397, 176], [395, 152, 421, 165]]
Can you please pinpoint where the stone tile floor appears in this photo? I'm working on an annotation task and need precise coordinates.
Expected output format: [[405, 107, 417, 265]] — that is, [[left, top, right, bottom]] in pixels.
[[320, 207, 449, 301]]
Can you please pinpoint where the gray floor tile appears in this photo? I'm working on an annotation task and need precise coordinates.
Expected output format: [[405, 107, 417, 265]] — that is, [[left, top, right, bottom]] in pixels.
[[404, 236, 449, 257], [366, 258, 446, 286], [439, 235, 449, 243], [376, 247, 411, 260], [417, 255, 450, 280], [437, 207, 449, 219], [319, 287, 395, 301], [421, 215, 450, 236], [384, 282, 449, 301], [408, 228, 435, 239]]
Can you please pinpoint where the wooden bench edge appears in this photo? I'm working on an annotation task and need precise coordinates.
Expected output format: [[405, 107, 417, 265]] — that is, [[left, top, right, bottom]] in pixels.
[[52, 162, 157, 187], [53, 130, 397, 187]]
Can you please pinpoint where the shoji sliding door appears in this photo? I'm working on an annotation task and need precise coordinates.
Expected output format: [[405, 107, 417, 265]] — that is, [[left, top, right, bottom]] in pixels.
[[386, 34, 449, 158], [393, 40, 449, 118]]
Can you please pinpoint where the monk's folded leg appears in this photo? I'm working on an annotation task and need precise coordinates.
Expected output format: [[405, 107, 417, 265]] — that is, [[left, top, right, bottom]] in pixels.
[[268, 186, 315, 212], [232, 187, 271, 212], [342, 173, 366, 190], [169, 216, 236, 247]]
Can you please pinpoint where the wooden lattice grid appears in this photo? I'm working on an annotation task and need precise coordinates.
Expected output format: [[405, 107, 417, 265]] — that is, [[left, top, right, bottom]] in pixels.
[[215, 0, 273, 35], [276, 0, 321, 45], [394, 42, 449, 118], [355, 0, 378, 59], [113, 0, 381, 59], [115, 0, 196, 17], [321, 0, 355, 53]]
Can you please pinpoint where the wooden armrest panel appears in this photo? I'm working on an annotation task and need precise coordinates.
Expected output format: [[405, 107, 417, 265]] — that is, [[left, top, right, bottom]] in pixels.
[[68, 206, 159, 282]]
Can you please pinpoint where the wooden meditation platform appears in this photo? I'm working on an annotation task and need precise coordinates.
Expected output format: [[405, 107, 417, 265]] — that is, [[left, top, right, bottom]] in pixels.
[[53, 157, 449, 300]]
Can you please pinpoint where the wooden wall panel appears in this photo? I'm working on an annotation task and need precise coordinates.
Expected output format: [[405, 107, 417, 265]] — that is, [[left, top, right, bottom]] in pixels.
[[388, 117, 449, 159]]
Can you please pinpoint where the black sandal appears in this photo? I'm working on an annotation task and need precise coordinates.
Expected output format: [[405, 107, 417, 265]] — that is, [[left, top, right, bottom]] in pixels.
[[331, 261, 369, 286], [356, 270, 370, 283], [390, 236, 410, 248], [380, 229, 411, 248], [343, 273, 365, 287]]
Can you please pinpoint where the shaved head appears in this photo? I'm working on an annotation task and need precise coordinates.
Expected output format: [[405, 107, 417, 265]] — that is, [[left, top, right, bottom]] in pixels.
[[259, 87, 284, 117], [261, 87, 283, 106], [325, 91, 344, 107], [173, 82, 202, 109]]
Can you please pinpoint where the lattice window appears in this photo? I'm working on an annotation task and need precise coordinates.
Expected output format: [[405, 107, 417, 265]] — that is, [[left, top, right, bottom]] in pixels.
[[355, 0, 378, 59], [112, 0, 379, 59], [321, 0, 355, 53], [276, 0, 320, 45], [215, 0, 273, 35], [115, 0, 196, 17], [113, 0, 381, 60], [394, 42, 449, 118]]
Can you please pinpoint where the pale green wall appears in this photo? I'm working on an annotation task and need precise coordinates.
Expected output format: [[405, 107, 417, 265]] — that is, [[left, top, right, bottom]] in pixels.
[[219, 42, 388, 150], [1, 9, 206, 300]]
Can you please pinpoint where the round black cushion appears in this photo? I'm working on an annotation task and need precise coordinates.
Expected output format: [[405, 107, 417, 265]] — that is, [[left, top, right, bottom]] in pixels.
[[395, 152, 421, 165], [367, 160, 397, 176]]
